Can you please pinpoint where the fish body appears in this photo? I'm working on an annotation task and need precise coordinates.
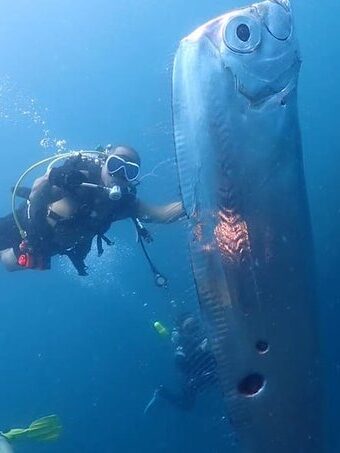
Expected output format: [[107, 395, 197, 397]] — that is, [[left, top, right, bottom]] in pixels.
[[0, 437, 13, 453], [172, 1, 323, 451]]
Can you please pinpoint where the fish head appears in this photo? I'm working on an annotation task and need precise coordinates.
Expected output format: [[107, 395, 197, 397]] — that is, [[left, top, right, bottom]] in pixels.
[[185, 0, 299, 104]]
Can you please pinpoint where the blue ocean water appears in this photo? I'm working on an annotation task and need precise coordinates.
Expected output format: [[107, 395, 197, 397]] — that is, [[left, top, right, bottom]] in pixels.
[[0, 0, 339, 452]]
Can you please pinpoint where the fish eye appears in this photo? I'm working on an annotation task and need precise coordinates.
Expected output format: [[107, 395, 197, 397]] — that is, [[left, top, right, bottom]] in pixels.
[[236, 24, 250, 42], [223, 15, 261, 53]]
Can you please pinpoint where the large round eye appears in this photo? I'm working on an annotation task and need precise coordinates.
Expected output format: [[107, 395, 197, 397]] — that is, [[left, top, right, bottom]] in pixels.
[[223, 15, 261, 53]]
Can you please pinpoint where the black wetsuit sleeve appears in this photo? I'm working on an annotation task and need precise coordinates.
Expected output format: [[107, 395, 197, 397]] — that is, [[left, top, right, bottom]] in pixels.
[[107, 194, 139, 222]]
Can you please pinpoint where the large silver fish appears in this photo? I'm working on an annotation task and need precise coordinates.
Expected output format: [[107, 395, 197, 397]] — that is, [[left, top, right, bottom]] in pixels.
[[172, 0, 323, 451], [0, 438, 12, 453]]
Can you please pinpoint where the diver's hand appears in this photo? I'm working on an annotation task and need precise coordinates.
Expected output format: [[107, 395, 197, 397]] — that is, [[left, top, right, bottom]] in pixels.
[[49, 168, 86, 189]]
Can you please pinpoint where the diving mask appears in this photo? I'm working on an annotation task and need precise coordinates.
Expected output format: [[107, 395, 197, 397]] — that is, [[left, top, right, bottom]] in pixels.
[[106, 154, 140, 182]]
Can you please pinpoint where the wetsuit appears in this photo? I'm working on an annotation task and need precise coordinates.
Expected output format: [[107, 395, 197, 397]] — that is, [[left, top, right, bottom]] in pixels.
[[0, 154, 138, 274]]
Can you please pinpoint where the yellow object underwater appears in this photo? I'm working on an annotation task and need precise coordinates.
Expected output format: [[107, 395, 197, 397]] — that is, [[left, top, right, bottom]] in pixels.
[[1, 415, 62, 443], [153, 321, 169, 338]]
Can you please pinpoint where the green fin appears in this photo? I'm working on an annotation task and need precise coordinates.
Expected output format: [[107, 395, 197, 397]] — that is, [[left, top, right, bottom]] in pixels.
[[2, 415, 62, 443]]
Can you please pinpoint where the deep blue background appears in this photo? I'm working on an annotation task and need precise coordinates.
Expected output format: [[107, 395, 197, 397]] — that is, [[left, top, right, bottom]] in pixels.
[[0, 0, 339, 452]]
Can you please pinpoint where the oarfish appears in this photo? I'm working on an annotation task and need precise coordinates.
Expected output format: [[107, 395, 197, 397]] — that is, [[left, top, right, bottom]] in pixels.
[[0, 438, 12, 453], [172, 0, 323, 451]]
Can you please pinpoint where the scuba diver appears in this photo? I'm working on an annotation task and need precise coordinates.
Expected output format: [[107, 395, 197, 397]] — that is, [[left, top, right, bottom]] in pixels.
[[145, 313, 219, 412], [0, 414, 62, 452], [0, 145, 183, 280]]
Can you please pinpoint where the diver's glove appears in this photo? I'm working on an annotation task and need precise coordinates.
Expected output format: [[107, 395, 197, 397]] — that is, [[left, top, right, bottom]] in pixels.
[[49, 167, 86, 190]]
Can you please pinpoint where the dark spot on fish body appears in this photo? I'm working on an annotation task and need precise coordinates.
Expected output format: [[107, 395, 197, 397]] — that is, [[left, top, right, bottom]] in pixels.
[[238, 373, 266, 396]]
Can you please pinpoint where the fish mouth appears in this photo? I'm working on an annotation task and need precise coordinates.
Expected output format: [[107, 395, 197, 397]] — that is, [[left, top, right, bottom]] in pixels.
[[236, 62, 300, 106]]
